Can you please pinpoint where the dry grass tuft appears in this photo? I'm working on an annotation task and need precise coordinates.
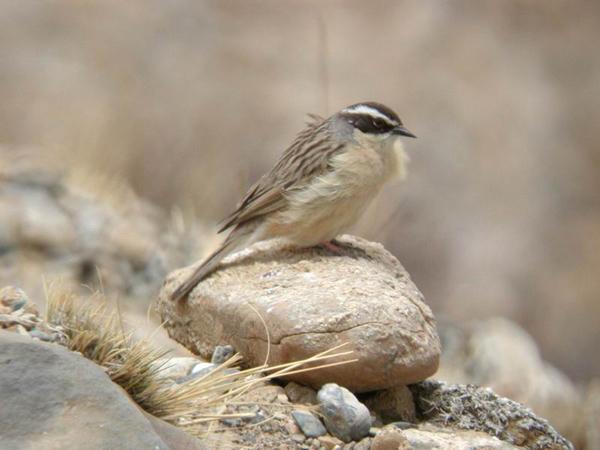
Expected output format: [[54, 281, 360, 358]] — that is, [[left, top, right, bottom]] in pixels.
[[45, 283, 171, 412], [44, 281, 355, 437]]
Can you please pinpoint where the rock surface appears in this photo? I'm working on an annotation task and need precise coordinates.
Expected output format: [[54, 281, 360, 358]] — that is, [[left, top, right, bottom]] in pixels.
[[363, 385, 417, 424], [157, 235, 440, 392], [0, 331, 205, 450], [437, 318, 581, 444], [285, 381, 319, 405], [402, 425, 522, 449], [409, 380, 573, 450], [318, 383, 372, 443], [370, 428, 411, 450]]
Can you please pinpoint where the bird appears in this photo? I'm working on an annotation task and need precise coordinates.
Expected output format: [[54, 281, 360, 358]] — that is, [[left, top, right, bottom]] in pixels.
[[170, 101, 416, 303]]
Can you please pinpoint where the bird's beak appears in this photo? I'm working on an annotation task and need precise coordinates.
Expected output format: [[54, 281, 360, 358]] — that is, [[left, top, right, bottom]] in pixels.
[[392, 125, 417, 138]]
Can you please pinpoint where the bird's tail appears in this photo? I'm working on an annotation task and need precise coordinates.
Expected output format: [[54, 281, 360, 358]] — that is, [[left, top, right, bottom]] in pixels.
[[170, 227, 254, 303]]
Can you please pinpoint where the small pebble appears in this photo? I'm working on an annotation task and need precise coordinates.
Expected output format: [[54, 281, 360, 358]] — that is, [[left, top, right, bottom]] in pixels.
[[318, 435, 344, 450], [246, 407, 267, 424], [176, 364, 239, 384], [317, 383, 371, 443], [371, 429, 410, 450], [11, 299, 27, 311], [176, 364, 215, 384], [292, 410, 327, 438], [191, 362, 217, 375], [211, 345, 235, 364], [29, 328, 53, 342], [291, 433, 306, 443], [277, 393, 290, 403], [221, 418, 242, 427], [285, 381, 318, 404]]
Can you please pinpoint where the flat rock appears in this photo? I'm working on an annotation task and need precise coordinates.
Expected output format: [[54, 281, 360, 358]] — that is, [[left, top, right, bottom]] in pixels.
[[0, 331, 205, 450], [157, 235, 440, 392], [291, 410, 327, 438]]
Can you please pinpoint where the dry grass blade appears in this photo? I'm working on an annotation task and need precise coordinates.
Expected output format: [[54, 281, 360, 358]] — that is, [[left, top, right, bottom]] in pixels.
[[44, 281, 355, 437]]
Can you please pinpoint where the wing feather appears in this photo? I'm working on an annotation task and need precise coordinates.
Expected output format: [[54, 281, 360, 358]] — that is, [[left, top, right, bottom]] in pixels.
[[217, 115, 344, 233]]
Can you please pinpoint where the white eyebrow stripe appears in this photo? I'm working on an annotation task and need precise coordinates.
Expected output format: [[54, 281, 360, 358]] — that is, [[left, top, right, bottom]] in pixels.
[[342, 105, 397, 125]]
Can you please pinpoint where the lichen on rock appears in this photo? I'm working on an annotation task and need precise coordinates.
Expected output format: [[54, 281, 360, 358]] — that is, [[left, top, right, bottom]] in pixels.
[[409, 380, 573, 450]]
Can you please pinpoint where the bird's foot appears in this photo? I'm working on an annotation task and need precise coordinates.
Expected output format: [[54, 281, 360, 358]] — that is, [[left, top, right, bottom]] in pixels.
[[320, 239, 345, 254]]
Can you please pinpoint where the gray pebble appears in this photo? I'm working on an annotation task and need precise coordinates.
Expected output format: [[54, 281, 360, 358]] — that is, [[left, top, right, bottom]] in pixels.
[[292, 410, 327, 438], [176, 363, 216, 383], [291, 433, 306, 443], [176, 363, 239, 384], [11, 299, 27, 311], [29, 329, 53, 342], [317, 383, 371, 443], [211, 345, 235, 364], [191, 362, 217, 375], [221, 417, 242, 427], [245, 407, 267, 424]]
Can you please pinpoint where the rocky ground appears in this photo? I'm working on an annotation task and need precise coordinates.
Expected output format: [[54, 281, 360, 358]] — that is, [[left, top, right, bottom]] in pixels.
[[155, 236, 574, 450], [0, 290, 573, 449], [0, 163, 595, 449]]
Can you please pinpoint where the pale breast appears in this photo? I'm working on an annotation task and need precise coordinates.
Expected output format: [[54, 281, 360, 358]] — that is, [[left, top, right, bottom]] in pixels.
[[268, 140, 405, 246]]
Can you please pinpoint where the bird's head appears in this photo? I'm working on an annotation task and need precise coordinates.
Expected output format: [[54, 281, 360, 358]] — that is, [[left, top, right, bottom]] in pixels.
[[335, 102, 416, 144]]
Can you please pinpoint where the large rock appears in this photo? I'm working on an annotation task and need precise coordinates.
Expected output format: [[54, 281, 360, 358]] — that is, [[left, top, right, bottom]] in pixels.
[[437, 318, 582, 445], [409, 380, 573, 450], [157, 235, 440, 392], [0, 331, 205, 450]]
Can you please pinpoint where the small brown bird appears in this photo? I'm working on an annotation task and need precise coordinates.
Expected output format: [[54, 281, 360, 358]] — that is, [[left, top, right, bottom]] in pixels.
[[171, 102, 416, 303]]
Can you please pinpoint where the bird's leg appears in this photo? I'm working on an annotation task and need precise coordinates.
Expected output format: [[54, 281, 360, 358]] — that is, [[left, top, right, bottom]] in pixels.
[[320, 239, 344, 254]]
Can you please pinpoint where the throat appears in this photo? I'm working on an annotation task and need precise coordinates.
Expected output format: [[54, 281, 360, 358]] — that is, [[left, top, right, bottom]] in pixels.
[[388, 138, 409, 180], [352, 132, 408, 181]]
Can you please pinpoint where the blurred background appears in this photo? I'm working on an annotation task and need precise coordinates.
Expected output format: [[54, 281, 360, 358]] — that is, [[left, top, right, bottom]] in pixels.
[[1, 0, 598, 413]]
